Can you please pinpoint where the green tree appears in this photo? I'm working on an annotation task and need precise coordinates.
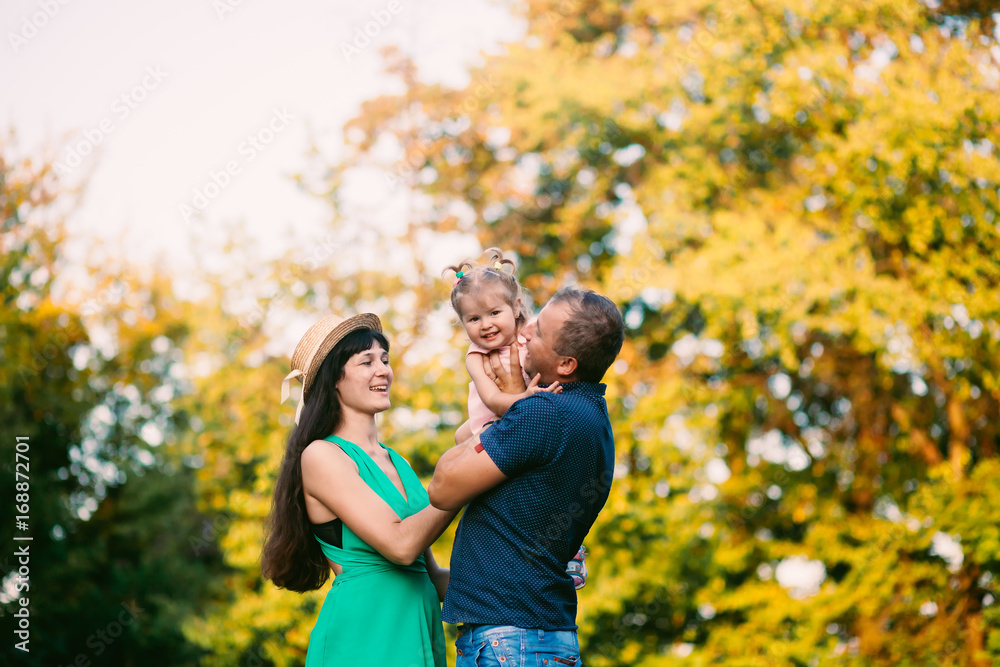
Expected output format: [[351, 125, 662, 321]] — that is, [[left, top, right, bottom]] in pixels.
[[0, 136, 227, 666], [313, 1, 1000, 664]]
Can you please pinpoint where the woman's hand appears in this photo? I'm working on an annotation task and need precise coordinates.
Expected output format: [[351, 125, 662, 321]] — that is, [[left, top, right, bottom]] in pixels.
[[424, 548, 450, 602]]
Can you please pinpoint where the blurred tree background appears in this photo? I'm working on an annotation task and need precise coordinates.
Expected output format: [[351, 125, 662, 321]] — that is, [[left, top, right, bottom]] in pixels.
[[0, 142, 229, 664], [3, 0, 1000, 665]]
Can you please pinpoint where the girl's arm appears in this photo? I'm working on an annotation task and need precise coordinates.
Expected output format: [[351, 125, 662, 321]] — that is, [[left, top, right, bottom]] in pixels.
[[466, 353, 521, 415], [301, 441, 458, 566], [423, 547, 450, 602], [466, 353, 558, 416]]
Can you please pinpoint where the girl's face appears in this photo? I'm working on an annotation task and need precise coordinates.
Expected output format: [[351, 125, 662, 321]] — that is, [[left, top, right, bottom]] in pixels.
[[457, 289, 519, 351], [335, 342, 393, 415]]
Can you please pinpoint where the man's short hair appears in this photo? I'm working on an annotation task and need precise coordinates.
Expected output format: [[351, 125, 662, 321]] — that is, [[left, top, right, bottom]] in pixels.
[[550, 288, 625, 383]]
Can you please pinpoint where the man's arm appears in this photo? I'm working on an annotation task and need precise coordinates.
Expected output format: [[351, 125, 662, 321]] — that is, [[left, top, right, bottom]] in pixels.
[[427, 432, 507, 511]]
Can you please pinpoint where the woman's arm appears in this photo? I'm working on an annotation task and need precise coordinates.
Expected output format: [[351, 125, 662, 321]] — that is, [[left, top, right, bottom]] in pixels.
[[423, 547, 450, 602], [301, 441, 458, 566]]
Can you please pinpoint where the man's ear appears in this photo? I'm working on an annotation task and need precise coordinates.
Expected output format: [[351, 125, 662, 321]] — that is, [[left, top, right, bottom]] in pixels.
[[555, 356, 578, 379]]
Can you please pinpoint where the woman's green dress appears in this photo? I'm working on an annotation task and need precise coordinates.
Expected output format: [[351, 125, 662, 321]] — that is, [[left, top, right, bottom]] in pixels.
[[305, 435, 446, 667]]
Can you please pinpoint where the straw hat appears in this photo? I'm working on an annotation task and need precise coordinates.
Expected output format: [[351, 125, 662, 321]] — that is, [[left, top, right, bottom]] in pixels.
[[280, 313, 383, 423]]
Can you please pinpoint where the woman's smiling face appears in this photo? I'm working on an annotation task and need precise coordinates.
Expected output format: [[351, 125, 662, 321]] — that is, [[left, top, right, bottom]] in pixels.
[[335, 342, 393, 415]]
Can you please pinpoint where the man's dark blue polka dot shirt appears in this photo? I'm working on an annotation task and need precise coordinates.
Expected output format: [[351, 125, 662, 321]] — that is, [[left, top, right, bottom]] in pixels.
[[442, 381, 616, 630]]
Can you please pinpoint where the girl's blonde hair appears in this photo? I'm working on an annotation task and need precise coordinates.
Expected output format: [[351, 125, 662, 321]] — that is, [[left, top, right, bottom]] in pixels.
[[443, 247, 527, 328]]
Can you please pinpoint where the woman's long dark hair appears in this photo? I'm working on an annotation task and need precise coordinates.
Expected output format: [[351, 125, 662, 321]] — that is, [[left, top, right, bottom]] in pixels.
[[261, 327, 389, 592]]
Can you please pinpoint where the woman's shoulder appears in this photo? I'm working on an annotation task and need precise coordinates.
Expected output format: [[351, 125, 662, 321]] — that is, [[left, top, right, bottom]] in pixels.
[[300, 438, 359, 475]]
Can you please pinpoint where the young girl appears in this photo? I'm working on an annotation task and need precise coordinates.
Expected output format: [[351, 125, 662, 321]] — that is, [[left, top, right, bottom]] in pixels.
[[446, 248, 544, 443], [444, 247, 588, 589]]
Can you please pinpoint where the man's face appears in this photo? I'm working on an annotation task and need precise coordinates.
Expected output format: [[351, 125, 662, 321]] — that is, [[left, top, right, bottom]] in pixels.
[[522, 299, 572, 384]]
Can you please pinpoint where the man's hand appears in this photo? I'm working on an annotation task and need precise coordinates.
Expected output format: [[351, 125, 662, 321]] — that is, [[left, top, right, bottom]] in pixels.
[[483, 342, 527, 393], [483, 341, 562, 397]]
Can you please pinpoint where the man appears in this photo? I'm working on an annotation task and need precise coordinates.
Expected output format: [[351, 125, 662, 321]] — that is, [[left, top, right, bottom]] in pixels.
[[428, 288, 625, 666]]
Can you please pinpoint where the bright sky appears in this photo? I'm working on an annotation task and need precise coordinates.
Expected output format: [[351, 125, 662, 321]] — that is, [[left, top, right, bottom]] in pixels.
[[1, 0, 522, 278]]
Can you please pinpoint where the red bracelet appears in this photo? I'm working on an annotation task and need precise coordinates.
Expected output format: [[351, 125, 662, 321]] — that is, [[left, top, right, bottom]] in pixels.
[[474, 443, 484, 453]]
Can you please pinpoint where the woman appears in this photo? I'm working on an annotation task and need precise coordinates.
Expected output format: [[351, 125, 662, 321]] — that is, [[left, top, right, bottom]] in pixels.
[[261, 313, 455, 666]]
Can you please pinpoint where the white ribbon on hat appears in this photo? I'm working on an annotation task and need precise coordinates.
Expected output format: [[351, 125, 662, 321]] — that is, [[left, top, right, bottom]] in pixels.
[[280, 369, 302, 404], [280, 369, 306, 424]]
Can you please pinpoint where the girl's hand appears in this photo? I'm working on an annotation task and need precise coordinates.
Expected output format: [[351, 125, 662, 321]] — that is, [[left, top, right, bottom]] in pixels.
[[524, 373, 562, 396]]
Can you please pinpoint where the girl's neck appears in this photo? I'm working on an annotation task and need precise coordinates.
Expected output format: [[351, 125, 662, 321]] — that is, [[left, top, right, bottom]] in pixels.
[[499, 323, 522, 348], [333, 409, 381, 453]]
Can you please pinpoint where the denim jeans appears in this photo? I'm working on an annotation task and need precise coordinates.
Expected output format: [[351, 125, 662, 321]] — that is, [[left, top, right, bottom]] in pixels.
[[455, 625, 581, 667]]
